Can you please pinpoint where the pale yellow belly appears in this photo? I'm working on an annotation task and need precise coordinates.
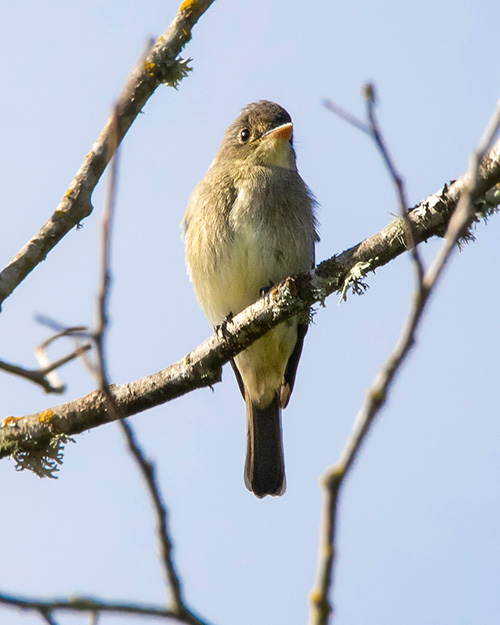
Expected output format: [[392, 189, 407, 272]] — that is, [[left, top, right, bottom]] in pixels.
[[234, 319, 297, 407]]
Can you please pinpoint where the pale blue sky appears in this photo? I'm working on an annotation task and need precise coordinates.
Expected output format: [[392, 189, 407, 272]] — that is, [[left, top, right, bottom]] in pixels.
[[1, 2, 499, 624]]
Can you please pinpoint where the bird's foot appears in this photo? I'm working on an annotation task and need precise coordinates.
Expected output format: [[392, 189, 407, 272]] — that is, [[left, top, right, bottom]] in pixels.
[[216, 313, 233, 340], [259, 281, 274, 297]]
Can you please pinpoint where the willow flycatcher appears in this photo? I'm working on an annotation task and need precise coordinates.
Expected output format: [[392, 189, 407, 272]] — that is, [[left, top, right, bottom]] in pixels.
[[182, 100, 318, 497]]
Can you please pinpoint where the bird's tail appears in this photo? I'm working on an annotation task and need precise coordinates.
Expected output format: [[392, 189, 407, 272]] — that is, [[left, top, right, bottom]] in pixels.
[[244, 393, 286, 498]]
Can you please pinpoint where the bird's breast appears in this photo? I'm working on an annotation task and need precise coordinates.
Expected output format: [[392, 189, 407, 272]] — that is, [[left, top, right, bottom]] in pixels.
[[186, 170, 314, 327]]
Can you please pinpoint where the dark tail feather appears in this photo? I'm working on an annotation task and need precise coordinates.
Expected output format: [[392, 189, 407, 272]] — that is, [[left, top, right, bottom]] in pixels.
[[244, 394, 286, 498]]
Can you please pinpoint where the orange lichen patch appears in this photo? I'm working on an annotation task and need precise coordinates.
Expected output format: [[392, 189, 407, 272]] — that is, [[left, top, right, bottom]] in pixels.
[[144, 61, 157, 77], [2, 415, 22, 427], [38, 409, 55, 424], [309, 589, 323, 605], [179, 0, 199, 14], [64, 180, 79, 198]]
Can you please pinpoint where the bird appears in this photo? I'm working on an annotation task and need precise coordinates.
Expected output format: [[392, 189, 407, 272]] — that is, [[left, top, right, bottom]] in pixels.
[[182, 100, 318, 497]]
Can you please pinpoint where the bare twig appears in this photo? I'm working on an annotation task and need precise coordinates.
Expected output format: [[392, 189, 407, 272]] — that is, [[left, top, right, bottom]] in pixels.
[[0, 592, 212, 624], [35, 318, 96, 376], [118, 420, 207, 625], [325, 86, 425, 283], [39, 609, 59, 625], [0, 0, 216, 310], [88, 611, 99, 625], [308, 100, 500, 625], [35, 315, 91, 336], [362, 83, 425, 283], [91, 106, 121, 421], [322, 98, 371, 135], [0, 327, 91, 394], [34, 326, 92, 391]]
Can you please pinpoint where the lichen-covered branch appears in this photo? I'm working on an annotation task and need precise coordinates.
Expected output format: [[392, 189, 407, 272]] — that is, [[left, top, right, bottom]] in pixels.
[[0, 0, 215, 311], [1, 141, 499, 470]]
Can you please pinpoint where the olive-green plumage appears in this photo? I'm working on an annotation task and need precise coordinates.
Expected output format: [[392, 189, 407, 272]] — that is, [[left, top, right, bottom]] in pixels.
[[182, 101, 318, 497]]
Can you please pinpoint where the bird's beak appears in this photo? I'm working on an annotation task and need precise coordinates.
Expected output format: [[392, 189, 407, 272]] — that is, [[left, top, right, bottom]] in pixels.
[[263, 122, 293, 142], [258, 122, 295, 168]]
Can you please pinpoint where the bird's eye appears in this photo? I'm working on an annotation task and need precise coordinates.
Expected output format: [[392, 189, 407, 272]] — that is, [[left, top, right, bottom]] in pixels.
[[240, 128, 251, 142]]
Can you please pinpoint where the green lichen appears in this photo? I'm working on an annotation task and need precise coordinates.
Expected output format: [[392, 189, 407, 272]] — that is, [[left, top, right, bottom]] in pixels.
[[339, 260, 374, 303], [457, 184, 500, 248], [474, 183, 500, 222], [158, 57, 192, 89], [12, 434, 75, 479]]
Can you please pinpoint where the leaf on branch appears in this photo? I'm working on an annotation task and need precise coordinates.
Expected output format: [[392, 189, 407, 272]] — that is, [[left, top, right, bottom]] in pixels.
[[12, 434, 75, 479]]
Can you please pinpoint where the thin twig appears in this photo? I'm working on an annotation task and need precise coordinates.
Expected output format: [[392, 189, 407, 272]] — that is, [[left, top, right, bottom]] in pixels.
[[309, 99, 500, 625], [0, 592, 190, 621], [35, 316, 97, 376], [362, 83, 425, 284], [92, 98, 185, 609], [325, 86, 425, 284], [35, 315, 91, 337], [118, 421, 189, 616], [322, 98, 371, 135], [0, 326, 91, 394], [88, 611, 99, 625], [0, 359, 62, 394], [34, 326, 92, 391], [39, 609, 59, 625], [91, 105, 121, 420]]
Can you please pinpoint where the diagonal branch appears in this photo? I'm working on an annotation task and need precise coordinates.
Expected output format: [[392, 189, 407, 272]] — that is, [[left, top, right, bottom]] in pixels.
[[0, 0, 216, 311], [0, 141, 499, 464], [38, 609, 59, 625], [118, 421, 207, 625], [308, 101, 500, 625]]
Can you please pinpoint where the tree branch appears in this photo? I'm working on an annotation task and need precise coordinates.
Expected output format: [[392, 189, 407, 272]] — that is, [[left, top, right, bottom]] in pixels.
[[0, 327, 91, 394], [0, 0, 215, 311], [39, 609, 59, 625], [0, 592, 212, 625], [0, 140, 499, 465], [308, 101, 500, 625], [90, 105, 123, 423], [118, 421, 207, 625]]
